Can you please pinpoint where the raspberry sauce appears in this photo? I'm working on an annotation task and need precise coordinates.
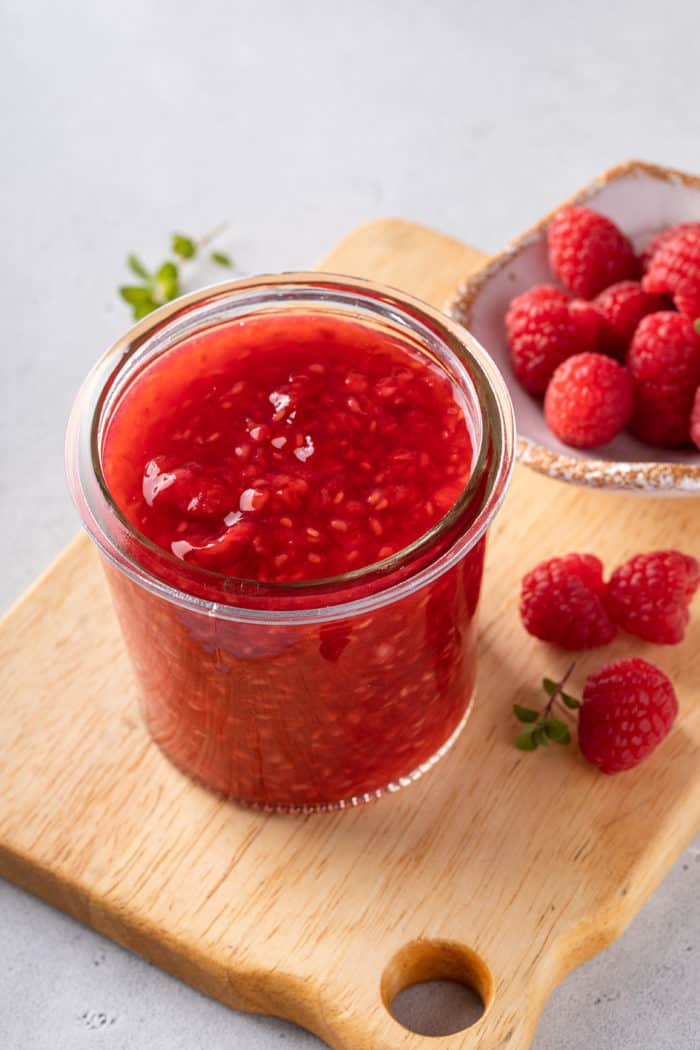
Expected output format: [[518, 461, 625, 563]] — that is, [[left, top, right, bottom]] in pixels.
[[103, 313, 473, 584], [92, 301, 490, 810]]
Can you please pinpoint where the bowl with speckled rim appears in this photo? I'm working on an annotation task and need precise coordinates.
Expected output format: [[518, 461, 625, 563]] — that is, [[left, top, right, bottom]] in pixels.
[[447, 160, 700, 496]]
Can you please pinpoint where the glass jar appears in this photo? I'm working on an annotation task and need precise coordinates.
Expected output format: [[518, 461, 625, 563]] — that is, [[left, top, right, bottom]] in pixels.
[[66, 274, 515, 813]]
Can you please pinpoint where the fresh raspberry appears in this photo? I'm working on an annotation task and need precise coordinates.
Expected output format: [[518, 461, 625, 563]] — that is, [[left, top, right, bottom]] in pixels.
[[548, 206, 638, 298], [568, 298, 603, 346], [593, 281, 665, 358], [505, 285, 598, 394], [630, 384, 694, 448], [544, 353, 634, 448], [605, 550, 700, 644], [627, 312, 700, 447], [628, 312, 700, 386], [520, 553, 616, 650], [643, 227, 700, 319], [507, 284, 570, 310], [641, 221, 700, 270], [578, 658, 678, 773], [691, 387, 700, 450]]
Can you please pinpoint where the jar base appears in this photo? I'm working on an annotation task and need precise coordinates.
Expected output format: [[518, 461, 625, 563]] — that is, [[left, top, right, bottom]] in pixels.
[[149, 692, 475, 816]]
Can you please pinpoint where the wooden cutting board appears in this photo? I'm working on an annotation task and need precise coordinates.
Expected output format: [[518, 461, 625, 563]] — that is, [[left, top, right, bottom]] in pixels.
[[1, 220, 699, 1050]]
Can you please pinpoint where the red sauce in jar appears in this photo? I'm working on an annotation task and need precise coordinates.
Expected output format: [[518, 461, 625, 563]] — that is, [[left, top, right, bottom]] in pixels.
[[100, 311, 483, 810], [103, 313, 473, 583]]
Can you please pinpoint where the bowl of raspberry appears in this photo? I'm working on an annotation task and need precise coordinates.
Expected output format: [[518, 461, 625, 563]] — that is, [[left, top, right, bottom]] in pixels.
[[66, 273, 515, 812], [448, 160, 700, 495]]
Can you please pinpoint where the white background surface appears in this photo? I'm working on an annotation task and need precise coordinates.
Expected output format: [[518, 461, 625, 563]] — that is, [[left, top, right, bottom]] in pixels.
[[1, 1, 699, 1047]]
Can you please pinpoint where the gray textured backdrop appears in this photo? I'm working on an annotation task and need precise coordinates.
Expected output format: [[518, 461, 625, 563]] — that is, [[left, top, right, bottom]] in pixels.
[[1, 1, 699, 1047]]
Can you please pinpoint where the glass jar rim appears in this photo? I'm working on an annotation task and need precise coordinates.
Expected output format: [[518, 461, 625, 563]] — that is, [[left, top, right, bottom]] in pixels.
[[66, 273, 515, 623]]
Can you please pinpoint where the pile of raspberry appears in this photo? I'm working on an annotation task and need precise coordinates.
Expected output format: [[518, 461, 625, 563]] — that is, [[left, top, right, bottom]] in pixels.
[[514, 548, 698, 774], [520, 549, 699, 651], [505, 207, 700, 450]]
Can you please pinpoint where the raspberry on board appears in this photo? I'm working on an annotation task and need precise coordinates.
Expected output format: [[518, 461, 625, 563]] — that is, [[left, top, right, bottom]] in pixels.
[[605, 549, 700, 645], [520, 553, 616, 650], [578, 657, 679, 774], [544, 352, 634, 449], [640, 221, 700, 270], [548, 206, 638, 299], [627, 312, 700, 447], [505, 285, 597, 395], [642, 227, 700, 319], [593, 280, 665, 359]]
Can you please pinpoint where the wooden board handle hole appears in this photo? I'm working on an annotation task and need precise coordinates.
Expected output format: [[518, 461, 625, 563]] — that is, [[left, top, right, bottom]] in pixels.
[[381, 939, 492, 1038]]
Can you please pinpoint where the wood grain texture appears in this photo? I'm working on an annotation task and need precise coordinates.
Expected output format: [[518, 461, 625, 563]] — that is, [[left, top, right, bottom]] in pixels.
[[1, 218, 699, 1049]]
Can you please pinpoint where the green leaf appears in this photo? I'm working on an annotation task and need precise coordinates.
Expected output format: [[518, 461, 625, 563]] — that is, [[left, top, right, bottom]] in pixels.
[[172, 233, 196, 259], [695, 319, 700, 338], [543, 718, 571, 743], [513, 704, 539, 723], [515, 731, 539, 751], [132, 298, 158, 320], [155, 260, 180, 302], [128, 253, 151, 280], [561, 692, 581, 710], [542, 677, 558, 696], [533, 727, 549, 747], [210, 250, 232, 267], [119, 285, 153, 306]]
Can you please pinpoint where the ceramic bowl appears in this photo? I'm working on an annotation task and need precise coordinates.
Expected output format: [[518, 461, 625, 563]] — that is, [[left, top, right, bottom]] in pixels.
[[447, 160, 700, 495]]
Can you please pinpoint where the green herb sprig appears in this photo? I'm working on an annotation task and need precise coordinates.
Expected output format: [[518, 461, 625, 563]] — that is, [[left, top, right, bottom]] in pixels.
[[513, 663, 580, 752], [119, 224, 233, 321]]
